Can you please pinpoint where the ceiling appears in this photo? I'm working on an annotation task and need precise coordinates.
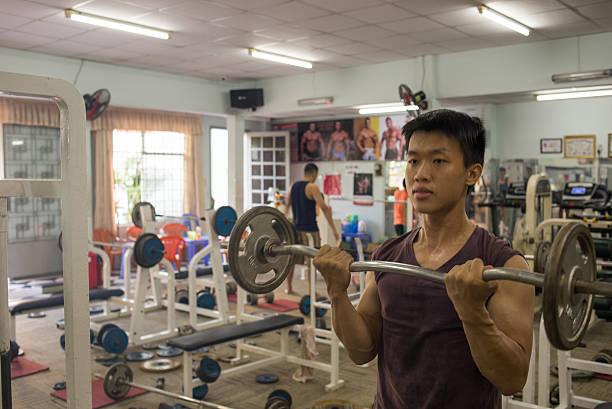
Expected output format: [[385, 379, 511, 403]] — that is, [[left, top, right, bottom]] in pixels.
[[1, 0, 611, 81]]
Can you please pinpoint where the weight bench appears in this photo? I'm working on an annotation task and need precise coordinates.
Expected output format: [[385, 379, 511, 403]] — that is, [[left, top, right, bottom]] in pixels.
[[174, 263, 230, 280], [168, 314, 304, 398], [8, 287, 124, 341]]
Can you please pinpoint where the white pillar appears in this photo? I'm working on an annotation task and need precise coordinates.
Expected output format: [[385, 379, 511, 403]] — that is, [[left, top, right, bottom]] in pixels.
[[227, 114, 245, 214]]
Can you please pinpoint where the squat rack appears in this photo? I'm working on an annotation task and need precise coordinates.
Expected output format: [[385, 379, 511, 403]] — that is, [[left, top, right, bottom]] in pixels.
[[0, 72, 90, 409]]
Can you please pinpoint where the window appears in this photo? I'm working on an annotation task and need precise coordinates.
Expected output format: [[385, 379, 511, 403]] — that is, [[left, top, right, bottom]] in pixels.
[[113, 130, 185, 225], [246, 132, 289, 208], [3, 124, 61, 242], [210, 127, 228, 208]]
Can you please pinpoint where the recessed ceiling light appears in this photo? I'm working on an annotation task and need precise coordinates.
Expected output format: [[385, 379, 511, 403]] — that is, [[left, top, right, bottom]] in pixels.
[[248, 48, 312, 69], [65, 9, 170, 40], [478, 5, 530, 37]]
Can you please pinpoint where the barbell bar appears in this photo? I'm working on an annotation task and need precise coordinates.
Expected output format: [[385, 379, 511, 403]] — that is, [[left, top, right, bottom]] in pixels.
[[96, 363, 234, 409], [227, 206, 612, 351]]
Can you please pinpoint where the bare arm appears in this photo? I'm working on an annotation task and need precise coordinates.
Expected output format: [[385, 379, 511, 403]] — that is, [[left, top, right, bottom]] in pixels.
[[313, 247, 382, 365], [306, 183, 339, 241], [356, 131, 365, 152], [450, 255, 534, 395], [285, 190, 291, 217]]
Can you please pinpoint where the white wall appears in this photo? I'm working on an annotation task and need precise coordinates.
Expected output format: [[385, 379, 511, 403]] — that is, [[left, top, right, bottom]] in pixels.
[[495, 97, 612, 160]]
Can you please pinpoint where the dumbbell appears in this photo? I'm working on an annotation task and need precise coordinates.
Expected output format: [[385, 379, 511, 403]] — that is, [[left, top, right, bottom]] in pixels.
[[60, 324, 128, 355], [265, 389, 292, 409], [298, 295, 327, 317], [196, 289, 217, 310], [246, 292, 274, 305]]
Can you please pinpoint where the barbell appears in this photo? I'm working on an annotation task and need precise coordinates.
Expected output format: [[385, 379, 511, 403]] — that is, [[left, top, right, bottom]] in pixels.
[[98, 362, 232, 409], [226, 206, 612, 351], [131, 202, 237, 237]]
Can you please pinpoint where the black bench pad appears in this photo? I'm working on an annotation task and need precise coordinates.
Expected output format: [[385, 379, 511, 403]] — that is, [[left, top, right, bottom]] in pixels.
[[9, 288, 124, 315], [168, 314, 304, 351], [175, 264, 230, 280]]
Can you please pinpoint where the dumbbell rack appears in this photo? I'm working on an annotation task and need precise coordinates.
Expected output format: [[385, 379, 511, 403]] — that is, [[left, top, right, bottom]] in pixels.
[[0, 72, 91, 409]]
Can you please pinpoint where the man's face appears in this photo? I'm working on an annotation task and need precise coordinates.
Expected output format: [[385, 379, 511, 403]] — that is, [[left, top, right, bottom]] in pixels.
[[309, 123, 316, 131], [335, 121, 341, 130], [365, 118, 371, 128], [405, 130, 476, 214], [386, 118, 393, 128]]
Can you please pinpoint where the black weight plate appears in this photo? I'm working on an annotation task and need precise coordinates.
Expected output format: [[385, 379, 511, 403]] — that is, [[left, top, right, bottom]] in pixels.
[[247, 293, 259, 305], [264, 292, 275, 304], [195, 356, 221, 383], [193, 384, 208, 400], [104, 363, 133, 400], [255, 374, 279, 384], [268, 389, 292, 406], [226, 282, 237, 295], [97, 323, 119, 345], [197, 292, 216, 310], [133, 233, 165, 268], [299, 295, 310, 316], [593, 349, 612, 364], [131, 201, 156, 229], [176, 289, 189, 304], [266, 398, 290, 409], [315, 297, 328, 318], [125, 351, 154, 362], [213, 206, 237, 236], [9, 340, 19, 362], [157, 347, 182, 357], [157, 343, 172, 349]]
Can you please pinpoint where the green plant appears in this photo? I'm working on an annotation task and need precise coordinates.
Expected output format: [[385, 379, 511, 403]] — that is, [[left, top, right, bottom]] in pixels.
[[114, 157, 141, 223]]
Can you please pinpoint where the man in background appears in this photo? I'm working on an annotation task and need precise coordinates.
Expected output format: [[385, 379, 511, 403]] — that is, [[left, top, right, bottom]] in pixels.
[[393, 179, 408, 235]]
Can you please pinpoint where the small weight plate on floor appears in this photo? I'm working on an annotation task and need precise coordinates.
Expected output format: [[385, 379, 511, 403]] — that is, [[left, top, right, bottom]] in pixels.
[[256, 374, 279, 384], [195, 357, 221, 383], [53, 382, 66, 391], [142, 358, 181, 372], [97, 323, 118, 345], [192, 384, 208, 400], [102, 327, 129, 355], [268, 389, 292, 406], [102, 356, 126, 367], [157, 347, 182, 357], [593, 349, 612, 364], [27, 311, 46, 318], [142, 343, 159, 350], [125, 351, 154, 361], [266, 398, 290, 409], [89, 305, 104, 315], [157, 343, 172, 349]]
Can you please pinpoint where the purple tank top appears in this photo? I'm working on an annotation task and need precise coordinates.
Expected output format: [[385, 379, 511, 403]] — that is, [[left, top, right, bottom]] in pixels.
[[372, 226, 521, 409]]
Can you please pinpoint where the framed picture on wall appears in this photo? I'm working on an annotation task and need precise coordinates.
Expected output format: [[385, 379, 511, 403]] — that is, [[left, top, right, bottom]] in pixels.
[[564, 135, 596, 159], [608, 134, 612, 158], [540, 138, 562, 154]]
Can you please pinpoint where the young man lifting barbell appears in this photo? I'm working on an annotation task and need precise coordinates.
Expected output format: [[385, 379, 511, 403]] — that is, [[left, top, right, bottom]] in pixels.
[[313, 109, 534, 409]]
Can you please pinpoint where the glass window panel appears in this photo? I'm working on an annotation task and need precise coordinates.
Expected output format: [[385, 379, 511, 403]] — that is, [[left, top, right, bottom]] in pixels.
[[263, 151, 273, 162], [275, 151, 285, 162], [263, 179, 274, 190], [252, 137, 261, 148], [263, 137, 273, 148], [251, 150, 260, 161], [276, 179, 286, 191], [252, 193, 261, 204], [263, 165, 273, 176], [275, 137, 285, 148], [144, 131, 185, 154], [252, 165, 261, 176], [141, 154, 184, 218], [275, 165, 285, 176], [252, 179, 261, 190]]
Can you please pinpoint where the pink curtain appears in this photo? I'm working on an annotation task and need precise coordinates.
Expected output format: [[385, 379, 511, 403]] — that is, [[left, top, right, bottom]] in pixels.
[[92, 130, 117, 234]]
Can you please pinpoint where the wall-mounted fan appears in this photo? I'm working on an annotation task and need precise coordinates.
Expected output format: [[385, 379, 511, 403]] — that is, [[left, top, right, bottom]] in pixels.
[[83, 89, 111, 121]]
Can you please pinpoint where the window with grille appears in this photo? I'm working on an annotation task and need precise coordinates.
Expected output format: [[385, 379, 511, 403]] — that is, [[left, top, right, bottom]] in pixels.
[[113, 130, 185, 225], [3, 124, 61, 242], [245, 131, 290, 208]]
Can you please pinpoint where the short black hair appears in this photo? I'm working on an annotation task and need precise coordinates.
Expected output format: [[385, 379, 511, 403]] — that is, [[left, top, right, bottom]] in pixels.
[[304, 163, 318, 176], [402, 109, 485, 168]]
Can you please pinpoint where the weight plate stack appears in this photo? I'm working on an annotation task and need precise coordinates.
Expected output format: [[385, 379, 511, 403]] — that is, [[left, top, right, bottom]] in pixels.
[[195, 356, 221, 383]]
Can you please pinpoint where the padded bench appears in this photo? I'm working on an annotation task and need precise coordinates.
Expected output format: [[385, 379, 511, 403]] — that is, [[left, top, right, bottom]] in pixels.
[[174, 263, 230, 280], [9, 288, 124, 316], [168, 314, 304, 351]]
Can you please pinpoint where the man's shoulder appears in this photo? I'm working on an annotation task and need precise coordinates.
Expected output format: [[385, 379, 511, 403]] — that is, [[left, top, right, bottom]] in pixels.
[[372, 230, 414, 260]]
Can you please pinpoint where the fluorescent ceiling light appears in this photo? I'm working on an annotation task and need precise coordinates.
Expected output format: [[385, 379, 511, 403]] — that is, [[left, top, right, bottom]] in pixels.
[[535, 85, 612, 101], [248, 48, 312, 69], [358, 103, 419, 115], [11, 140, 24, 146], [298, 96, 333, 106], [65, 9, 170, 40], [478, 5, 530, 37], [552, 69, 612, 83]]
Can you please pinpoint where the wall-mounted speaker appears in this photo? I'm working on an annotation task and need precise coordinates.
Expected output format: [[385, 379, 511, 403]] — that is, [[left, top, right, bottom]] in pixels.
[[230, 88, 264, 110]]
